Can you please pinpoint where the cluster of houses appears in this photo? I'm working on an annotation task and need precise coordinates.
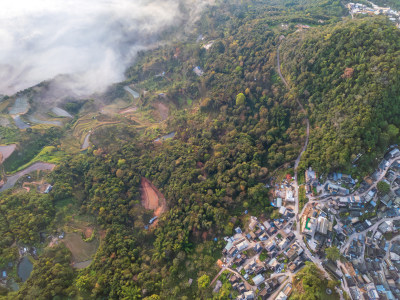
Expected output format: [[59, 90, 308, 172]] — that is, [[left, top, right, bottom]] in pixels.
[[301, 203, 334, 252], [293, 147, 400, 257], [275, 282, 293, 300], [347, 2, 400, 29], [340, 221, 400, 299], [272, 175, 297, 218], [217, 146, 400, 299], [221, 215, 308, 299], [305, 167, 320, 196]]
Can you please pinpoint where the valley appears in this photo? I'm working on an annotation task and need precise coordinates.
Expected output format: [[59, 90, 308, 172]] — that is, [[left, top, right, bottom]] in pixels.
[[0, 0, 400, 299]]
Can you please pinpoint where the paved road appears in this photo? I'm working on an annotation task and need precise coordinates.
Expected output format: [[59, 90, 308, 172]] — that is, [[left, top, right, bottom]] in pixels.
[[210, 41, 336, 296], [277, 43, 331, 281], [277, 43, 310, 230], [385, 234, 400, 260], [0, 162, 55, 192], [267, 277, 289, 300], [81, 132, 91, 150], [226, 267, 256, 291], [337, 261, 352, 299], [341, 216, 400, 254]]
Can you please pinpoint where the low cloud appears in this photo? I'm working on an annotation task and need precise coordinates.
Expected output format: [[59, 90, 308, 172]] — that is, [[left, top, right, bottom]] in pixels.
[[0, 0, 211, 99]]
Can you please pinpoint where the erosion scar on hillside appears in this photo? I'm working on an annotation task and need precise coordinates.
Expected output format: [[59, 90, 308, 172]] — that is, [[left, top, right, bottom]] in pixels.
[[140, 178, 167, 220]]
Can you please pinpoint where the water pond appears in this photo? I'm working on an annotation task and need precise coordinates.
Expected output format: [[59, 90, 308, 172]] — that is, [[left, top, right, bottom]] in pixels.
[[154, 131, 176, 142], [18, 256, 33, 282]]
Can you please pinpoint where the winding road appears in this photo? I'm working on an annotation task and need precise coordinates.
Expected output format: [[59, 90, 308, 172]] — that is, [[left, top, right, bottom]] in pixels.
[[277, 44, 311, 234], [210, 42, 333, 298], [0, 162, 55, 192], [277, 43, 310, 226], [341, 216, 400, 254]]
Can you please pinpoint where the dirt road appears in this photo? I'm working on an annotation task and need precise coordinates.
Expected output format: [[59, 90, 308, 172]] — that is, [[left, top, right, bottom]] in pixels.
[[0, 162, 55, 192]]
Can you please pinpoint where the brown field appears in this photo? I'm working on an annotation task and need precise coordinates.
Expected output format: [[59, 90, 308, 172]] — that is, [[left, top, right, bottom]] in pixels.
[[0, 144, 16, 163], [63, 232, 99, 263], [153, 102, 169, 121], [119, 107, 137, 114], [140, 178, 167, 218]]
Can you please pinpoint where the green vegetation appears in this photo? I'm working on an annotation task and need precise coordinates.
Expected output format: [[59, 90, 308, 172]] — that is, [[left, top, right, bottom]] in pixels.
[[1, 0, 400, 298], [11, 245, 76, 299], [299, 185, 308, 211], [235, 93, 246, 106], [0, 126, 20, 144], [325, 246, 340, 261], [377, 180, 391, 194], [3, 127, 63, 173], [259, 250, 268, 261], [282, 17, 400, 175], [371, 0, 400, 10], [0, 192, 54, 246], [291, 262, 339, 300]]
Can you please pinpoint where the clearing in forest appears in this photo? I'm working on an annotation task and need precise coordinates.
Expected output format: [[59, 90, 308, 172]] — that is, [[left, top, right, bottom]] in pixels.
[[63, 232, 99, 264], [140, 178, 167, 219], [0, 144, 16, 163]]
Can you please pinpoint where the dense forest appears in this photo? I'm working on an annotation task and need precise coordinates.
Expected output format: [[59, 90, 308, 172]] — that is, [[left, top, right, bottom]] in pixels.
[[1, 0, 399, 299], [281, 17, 400, 176], [372, 0, 400, 10]]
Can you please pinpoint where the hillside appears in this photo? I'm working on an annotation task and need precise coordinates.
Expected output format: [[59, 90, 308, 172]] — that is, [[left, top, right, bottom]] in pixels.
[[281, 17, 400, 175], [2, 1, 400, 300]]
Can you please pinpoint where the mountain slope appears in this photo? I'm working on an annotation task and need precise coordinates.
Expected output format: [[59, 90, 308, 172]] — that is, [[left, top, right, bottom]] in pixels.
[[281, 17, 400, 174]]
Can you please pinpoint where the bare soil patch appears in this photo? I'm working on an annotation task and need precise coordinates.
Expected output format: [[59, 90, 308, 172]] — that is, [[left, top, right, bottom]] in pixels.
[[140, 178, 167, 218], [153, 102, 169, 121], [119, 107, 137, 114], [0, 144, 16, 163], [84, 227, 94, 239]]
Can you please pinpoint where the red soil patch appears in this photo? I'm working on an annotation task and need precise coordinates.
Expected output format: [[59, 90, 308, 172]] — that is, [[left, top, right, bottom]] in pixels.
[[153, 102, 169, 121], [140, 178, 167, 218], [84, 227, 94, 239]]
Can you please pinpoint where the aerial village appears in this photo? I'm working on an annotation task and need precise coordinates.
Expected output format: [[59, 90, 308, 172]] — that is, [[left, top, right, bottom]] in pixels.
[[347, 2, 400, 28], [211, 146, 400, 299]]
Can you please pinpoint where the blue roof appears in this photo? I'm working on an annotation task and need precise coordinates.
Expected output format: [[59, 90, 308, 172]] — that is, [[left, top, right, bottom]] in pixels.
[[386, 291, 395, 300], [376, 285, 385, 292]]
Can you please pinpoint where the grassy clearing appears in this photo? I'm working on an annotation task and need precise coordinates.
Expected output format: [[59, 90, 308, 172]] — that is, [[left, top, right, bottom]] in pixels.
[[0, 126, 20, 144], [63, 232, 99, 263], [299, 185, 308, 211], [11, 146, 65, 173], [0, 99, 11, 113]]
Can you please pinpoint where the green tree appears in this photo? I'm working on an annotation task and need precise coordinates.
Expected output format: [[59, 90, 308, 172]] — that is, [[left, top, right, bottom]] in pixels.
[[235, 93, 246, 106], [144, 295, 161, 300], [388, 124, 399, 140], [198, 274, 210, 289], [325, 246, 340, 261], [377, 181, 390, 195]]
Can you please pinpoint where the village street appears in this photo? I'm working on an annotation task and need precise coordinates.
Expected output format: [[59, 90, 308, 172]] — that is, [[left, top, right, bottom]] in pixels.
[[340, 216, 400, 254]]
